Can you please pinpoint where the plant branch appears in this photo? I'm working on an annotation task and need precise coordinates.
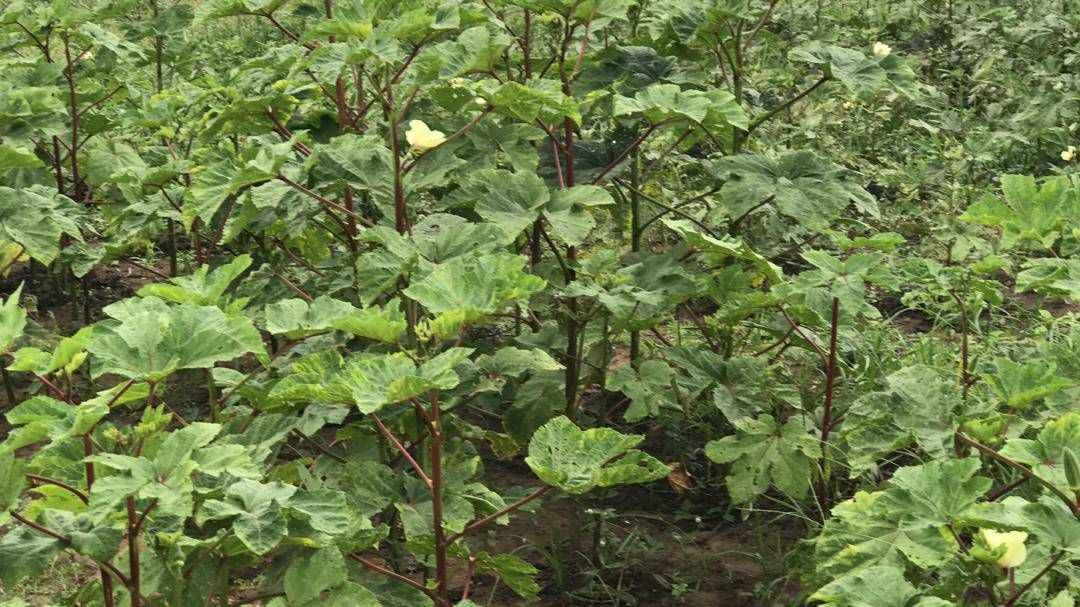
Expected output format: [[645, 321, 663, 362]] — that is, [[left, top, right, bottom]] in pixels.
[[447, 485, 553, 544], [745, 74, 830, 136], [403, 106, 494, 173], [1003, 550, 1066, 607], [741, 0, 781, 55], [956, 432, 1079, 514], [277, 175, 375, 227], [347, 554, 437, 599], [264, 13, 316, 49], [592, 123, 657, 185], [27, 474, 88, 503], [612, 178, 723, 240], [370, 414, 432, 490]]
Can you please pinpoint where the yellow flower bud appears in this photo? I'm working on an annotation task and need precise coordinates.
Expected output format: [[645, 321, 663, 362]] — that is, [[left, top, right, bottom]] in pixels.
[[1061, 145, 1076, 162], [872, 42, 892, 57]]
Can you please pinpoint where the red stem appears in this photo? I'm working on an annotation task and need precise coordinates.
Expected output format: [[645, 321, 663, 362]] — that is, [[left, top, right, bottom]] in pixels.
[[428, 390, 450, 605], [127, 497, 141, 607], [816, 297, 840, 518], [62, 35, 83, 202]]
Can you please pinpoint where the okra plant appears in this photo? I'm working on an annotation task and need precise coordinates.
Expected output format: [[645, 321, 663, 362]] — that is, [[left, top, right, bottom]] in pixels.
[[1, 0, 1079, 606]]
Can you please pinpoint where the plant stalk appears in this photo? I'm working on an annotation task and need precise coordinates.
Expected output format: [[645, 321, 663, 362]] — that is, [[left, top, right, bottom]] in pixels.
[[816, 297, 840, 517]]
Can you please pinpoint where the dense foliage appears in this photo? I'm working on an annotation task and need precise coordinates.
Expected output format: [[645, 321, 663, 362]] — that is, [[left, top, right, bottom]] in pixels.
[[0, 0, 1078, 605]]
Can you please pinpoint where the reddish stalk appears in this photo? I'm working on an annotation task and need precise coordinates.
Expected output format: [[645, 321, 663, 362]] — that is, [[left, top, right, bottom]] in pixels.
[[272, 272, 315, 303], [61, 34, 83, 202], [558, 21, 583, 416], [126, 497, 141, 607], [427, 390, 450, 605], [950, 290, 971, 398], [388, 93, 408, 234], [816, 297, 840, 518], [777, 305, 829, 365], [461, 556, 477, 600]]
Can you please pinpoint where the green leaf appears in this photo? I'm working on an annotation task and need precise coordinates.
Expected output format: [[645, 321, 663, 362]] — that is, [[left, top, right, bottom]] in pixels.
[[45, 510, 122, 562], [525, 415, 668, 494], [284, 547, 348, 605], [812, 490, 956, 582], [606, 360, 678, 422], [881, 458, 991, 523], [307, 133, 393, 197], [153, 422, 222, 480], [0, 282, 25, 353], [790, 42, 917, 99], [709, 150, 877, 231], [265, 296, 355, 339], [414, 26, 511, 82], [477, 79, 580, 126], [960, 175, 1074, 250], [0, 526, 63, 588], [7, 326, 93, 377], [981, 358, 1071, 410], [843, 365, 960, 474], [475, 553, 539, 600], [813, 459, 988, 581], [811, 565, 922, 607], [614, 83, 748, 131], [0, 146, 43, 175], [475, 347, 563, 378], [999, 412, 1080, 494], [661, 219, 782, 285], [0, 185, 83, 265], [196, 0, 291, 21], [341, 461, 399, 519], [184, 142, 293, 229], [458, 169, 549, 240], [544, 185, 614, 246], [1015, 258, 1080, 301], [404, 254, 546, 339], [89, 297, 266, 382], [0, 450, 26, 511], [137, 254, 252, 306], [286, 488, 358, 536], [200, 479, 297, 555], [705, 414, 818, 504], [335, 349, 473, 414], [266, 296, 406, 343]]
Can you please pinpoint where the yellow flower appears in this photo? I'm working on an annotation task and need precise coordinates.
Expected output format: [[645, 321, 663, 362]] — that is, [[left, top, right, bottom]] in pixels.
[[872, 42, 892, 57], [979, 529, 1028, 569], [405, 120, 446, 152], [1062, 145, 1076, 162]]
